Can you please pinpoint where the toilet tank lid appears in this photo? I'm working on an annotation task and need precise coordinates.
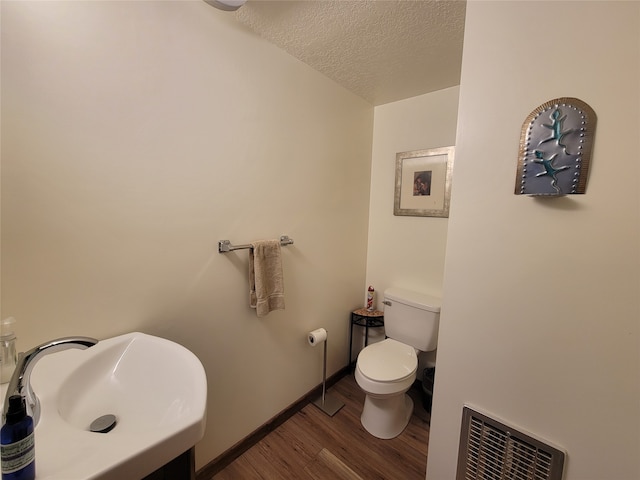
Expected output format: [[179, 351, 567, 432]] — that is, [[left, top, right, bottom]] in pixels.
[[384, 287, 441, 313]]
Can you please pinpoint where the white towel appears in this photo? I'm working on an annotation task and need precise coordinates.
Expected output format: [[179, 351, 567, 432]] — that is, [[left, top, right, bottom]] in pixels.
[[249, 240, 285, 317]]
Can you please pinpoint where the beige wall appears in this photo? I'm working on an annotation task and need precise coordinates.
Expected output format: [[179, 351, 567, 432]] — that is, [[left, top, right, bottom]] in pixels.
[[1, 1, 373, 468], [366, 87, 459, 301], [428, 2, 640, 479], [362, 87, 459, 365]]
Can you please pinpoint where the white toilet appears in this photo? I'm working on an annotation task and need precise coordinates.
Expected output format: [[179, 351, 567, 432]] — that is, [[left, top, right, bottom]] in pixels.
[[355, 287, 441, 439]]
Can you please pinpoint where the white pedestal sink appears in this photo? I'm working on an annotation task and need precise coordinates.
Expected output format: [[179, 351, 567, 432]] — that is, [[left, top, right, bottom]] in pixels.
[[14, 332, 207, 479]]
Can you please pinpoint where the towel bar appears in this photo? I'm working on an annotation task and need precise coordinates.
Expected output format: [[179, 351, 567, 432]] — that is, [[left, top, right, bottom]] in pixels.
[[218, 235, 294, 253]]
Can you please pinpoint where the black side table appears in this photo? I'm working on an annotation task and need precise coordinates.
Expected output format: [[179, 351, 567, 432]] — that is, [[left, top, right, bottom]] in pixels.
[[348, 308, 384, 367]]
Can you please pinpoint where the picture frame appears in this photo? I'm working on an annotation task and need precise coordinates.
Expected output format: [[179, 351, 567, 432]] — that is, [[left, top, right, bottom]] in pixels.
[[394, 146, 455, 217]]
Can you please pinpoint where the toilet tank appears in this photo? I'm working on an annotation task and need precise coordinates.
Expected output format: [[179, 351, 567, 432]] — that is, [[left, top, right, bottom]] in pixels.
[[383, 287, 441, 352]]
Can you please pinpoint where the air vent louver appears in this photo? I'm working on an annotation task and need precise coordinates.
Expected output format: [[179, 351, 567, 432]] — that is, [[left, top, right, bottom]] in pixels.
[[456, 406, 565, 480]]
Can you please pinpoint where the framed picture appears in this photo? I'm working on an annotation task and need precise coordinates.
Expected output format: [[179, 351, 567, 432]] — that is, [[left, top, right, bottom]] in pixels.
[[394, 146, 455, 217]]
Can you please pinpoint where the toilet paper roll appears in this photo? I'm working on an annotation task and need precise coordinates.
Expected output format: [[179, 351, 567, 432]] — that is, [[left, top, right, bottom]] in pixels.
[[307, 328, 327, 346]]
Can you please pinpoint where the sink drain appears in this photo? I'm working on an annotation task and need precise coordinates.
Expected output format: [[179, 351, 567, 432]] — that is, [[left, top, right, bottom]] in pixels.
[[89, 414, 117, 433]]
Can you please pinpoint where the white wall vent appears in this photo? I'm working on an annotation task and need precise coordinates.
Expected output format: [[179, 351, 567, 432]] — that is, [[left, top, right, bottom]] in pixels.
[[456, 406, 565, 480]]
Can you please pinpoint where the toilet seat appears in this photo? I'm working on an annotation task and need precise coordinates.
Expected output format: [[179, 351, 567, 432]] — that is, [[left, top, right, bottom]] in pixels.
[[355, 339, 419, 439], [357, 338, 417, 383]]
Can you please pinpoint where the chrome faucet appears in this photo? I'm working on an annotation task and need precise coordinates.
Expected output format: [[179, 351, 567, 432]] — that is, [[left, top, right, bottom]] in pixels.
[[3, 336, 98, 426]]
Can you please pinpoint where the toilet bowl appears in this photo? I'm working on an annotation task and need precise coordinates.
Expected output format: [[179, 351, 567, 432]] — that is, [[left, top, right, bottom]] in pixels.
[[355, 338, 417, 439], [355, 287, 441, 439]]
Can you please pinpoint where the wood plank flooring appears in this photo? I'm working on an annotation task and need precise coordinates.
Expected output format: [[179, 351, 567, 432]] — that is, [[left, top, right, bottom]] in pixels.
[[209, 374, 431, 480]]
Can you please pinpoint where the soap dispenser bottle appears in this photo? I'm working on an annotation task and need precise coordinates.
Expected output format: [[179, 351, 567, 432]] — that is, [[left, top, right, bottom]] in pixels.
[[0, 318, 17, 384], [1, 395, 36, 480]]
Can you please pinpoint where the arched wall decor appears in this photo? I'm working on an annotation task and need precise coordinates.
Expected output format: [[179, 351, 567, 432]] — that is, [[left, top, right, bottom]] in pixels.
[[515, 97, 596, 196]]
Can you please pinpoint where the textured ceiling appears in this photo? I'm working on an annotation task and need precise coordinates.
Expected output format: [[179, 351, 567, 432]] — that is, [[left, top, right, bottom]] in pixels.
[[233, 0, 466, 106]]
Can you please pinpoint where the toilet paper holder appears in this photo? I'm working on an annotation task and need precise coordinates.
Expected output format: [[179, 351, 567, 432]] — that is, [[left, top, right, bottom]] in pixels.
[[308, 328, 344, 417]]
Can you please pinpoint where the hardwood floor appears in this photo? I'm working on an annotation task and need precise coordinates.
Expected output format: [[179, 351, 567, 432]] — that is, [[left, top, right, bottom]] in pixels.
[[209, 374, 431, 480]]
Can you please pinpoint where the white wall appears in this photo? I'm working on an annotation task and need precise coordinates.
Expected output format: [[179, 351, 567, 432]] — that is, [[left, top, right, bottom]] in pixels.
[[363, 87, 459, 364], [366, 87, 459, 300], [427, 2, 640, 480], [1, 1, 373, 469]]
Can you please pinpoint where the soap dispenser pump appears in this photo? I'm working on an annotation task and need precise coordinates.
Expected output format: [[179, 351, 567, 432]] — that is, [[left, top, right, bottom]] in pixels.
[[0, 318, 17, 385]]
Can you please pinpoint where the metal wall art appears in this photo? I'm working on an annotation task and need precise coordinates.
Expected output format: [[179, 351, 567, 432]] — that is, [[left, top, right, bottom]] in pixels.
[[394, 146, 454, 217], [515, 97, 596, 196]]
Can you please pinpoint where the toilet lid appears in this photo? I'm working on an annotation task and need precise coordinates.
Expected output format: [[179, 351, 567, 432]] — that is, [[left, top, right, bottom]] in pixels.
[[357, 339, 417, 382]]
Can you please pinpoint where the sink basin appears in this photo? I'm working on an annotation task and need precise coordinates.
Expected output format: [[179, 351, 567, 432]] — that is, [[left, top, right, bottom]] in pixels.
[[25, 332, 207, 479]]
